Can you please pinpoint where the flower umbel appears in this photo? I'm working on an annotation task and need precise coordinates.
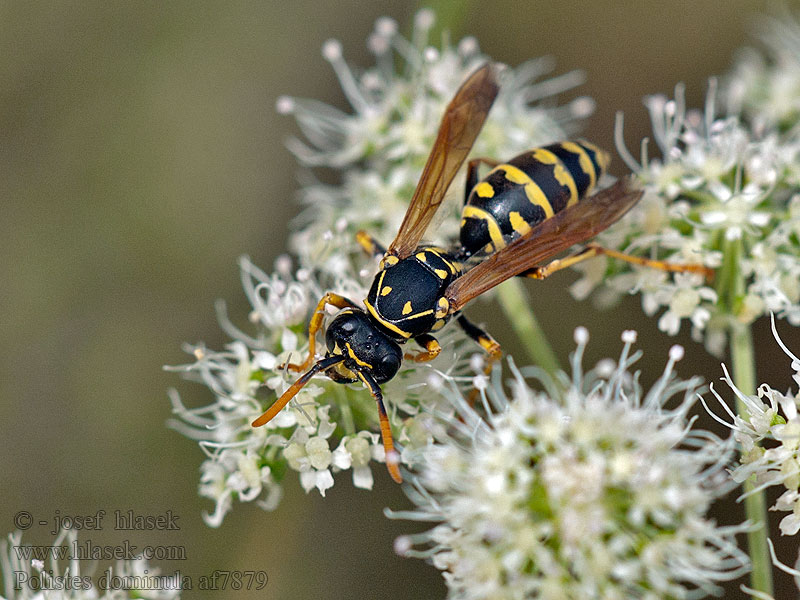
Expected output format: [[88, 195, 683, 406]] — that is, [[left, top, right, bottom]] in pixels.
[[393, 329, 749, 599], [572, 78, 800, 355]]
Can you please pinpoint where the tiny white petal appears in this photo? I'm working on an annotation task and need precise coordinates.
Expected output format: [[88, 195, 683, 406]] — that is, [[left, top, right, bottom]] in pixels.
[[352, 465, 374, 490], [275, 95, 294, 114], [322, 39, 342, 61]]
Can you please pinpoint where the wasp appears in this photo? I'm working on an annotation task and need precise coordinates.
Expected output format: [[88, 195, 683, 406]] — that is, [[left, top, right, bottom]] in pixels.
[[252, 63, 711, 483]]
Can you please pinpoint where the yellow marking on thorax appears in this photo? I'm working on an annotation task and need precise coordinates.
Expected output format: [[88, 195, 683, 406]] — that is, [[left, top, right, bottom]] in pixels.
[[425, 248, 458, 275], [363, 299, 412, 338], [405, 309, 434, 320], [560, 141, 597, 190], [402, 301, 412, 315], [415, 251, 427, 262], [475, 181, 494, 198], [345, 342, 373, 369], [531, 148, 578, 207], [379, 255, 399, 270], [508, 211, 531, 236], [462, 205, 506, 250], [380, 286, 392, 296], [435, 296, 449, 318], [434, 268, 448, 279]]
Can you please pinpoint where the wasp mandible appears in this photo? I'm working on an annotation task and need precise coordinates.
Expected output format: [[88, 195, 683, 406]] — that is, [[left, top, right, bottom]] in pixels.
[[253, 63, 711, 483]]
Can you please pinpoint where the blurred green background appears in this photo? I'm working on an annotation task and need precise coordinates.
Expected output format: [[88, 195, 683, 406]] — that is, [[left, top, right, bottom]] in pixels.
[[2, 1, 798, 598]]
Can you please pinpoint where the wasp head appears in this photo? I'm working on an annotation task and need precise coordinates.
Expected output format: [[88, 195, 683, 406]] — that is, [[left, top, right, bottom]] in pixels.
[[325, 309, 403, 384]]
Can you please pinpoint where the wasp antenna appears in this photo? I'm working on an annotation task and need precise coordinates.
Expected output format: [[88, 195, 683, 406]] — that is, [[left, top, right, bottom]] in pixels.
[[357, 370, 403, 484], [252, 355, 344, 428]]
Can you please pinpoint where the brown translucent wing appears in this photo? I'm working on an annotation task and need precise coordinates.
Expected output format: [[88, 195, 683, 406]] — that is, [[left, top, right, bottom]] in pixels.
[[386, 63, 501, 259], [445, 178, 643, 311]]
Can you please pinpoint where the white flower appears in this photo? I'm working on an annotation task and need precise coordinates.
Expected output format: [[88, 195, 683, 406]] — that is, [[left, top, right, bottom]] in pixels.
[[573, 77, 800, 354], [0, 530, 181, 599], [392, 329, 749, 599], [704, 315, 800, 537]]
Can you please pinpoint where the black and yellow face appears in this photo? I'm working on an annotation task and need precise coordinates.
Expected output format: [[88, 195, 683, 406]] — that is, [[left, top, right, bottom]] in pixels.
[[324, 309, 403, 385]]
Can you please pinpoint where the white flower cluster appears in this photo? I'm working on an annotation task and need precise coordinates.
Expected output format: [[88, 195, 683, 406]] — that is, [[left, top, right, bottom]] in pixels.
[[706, 316, 800, 538], [394, 329, 749, 599], [0, 530, 181, 600], [725, 9, 800, 133], [171, 10, 589, 525], [571, 27, 800, 355]]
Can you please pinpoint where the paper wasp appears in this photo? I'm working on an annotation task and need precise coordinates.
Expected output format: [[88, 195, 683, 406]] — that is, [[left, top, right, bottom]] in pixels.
[[252, 63, 711, 483]]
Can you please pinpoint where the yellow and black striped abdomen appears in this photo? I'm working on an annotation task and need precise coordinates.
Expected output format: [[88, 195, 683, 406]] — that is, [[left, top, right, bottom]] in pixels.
[[459, 140, 610, 256]]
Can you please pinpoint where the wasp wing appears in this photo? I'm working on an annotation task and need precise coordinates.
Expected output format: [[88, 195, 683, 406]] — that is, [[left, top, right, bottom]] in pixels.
[[444, 178, 643, 312], [386, 63, 500, 260]]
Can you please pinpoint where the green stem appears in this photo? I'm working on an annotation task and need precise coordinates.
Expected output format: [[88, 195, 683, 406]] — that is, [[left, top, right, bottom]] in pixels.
[[495, 278, 561, 377], [730, 324, 773, 596], [725, 233, 773, 596]]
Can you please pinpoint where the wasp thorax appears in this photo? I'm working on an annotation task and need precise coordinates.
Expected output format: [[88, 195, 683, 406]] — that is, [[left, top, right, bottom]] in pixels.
[[325, 310, 403, 384]]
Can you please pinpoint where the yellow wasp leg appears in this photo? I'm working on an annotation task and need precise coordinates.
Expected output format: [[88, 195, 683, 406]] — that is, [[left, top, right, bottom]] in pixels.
[[523, 244, 714, 280], [356, 370, 402, 483], [284, 292, 359, 373], [253, 355, 344, 427], [355, 230, 386, 258], [404, 334, 442, 362]]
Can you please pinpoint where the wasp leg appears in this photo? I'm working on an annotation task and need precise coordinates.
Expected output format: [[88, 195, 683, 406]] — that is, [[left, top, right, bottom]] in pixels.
[[404, 334, 442, 362], [457, 314, 502, 363], [464, 157, 502, 204], [520, 244, 714, 280], [283, 292, 359, 373], [356, 370, 402, 483], [457, 314, 502, 407], [355, 230, 386, 258]]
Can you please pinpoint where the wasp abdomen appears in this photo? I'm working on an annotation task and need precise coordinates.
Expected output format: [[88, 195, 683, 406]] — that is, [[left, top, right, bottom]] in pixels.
[[459, 141, 610, 256]]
